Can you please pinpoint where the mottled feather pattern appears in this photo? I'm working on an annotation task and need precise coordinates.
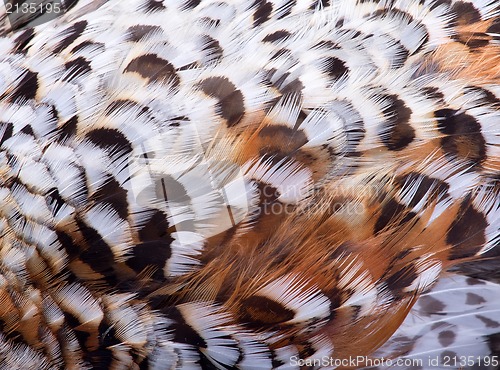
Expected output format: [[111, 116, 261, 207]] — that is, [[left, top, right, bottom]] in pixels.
[[0, 0, 499, 369]]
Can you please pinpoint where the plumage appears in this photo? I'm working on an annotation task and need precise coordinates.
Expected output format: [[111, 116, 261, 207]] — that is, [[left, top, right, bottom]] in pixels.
[[0, 0, 499, 369]]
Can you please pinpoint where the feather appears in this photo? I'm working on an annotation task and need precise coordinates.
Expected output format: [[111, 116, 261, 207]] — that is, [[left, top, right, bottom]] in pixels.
[[0, 0, 498, 369]]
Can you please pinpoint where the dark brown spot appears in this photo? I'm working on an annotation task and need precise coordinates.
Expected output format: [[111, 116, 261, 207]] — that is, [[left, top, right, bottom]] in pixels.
[[465, 86, 500, 108], [258, 125, 308, 151], [137, 210, 172, 243], [396, 172, 449, 208], [253, 182, 281, 220], [322, 57, 348, 81], [263, 68, 277, 83], [477, 315, 500, 328], [91, 177, 129, 220], [144, 0, 166, 12], [429, 0, 451, 11], [447, 200, 487, 260], [350, 305, 362, 319], [388, 250, 413, 269], [124, 54, 180, 87], [454, 256, 500, 284], [435, 109, 486, 164], [0, 122, 14, 146], [63, 57, 92, 81], [270, 355, 286, 369], [466, 292, 486, 305], [451, 1, 481, 26], [176, 62, 199, 71], [391, 40, 410, 68], [11, 70, 38, 102], [486, 332, 500, 356], [165, 307, 207, 347], [298, 342, 316, 358], [96, 322, 120, 351], [77, 219, 115, 275], [57, 116, 78, 143], [46, 188, 65, 215], [64, 0, 79, 10], [169, 115, 189, 127], [385, 264, 418, 297], [263, 30, 291, 43], [241, 296, 294, 325], [199, 76, 245, 127], [487, 18, 500, 34], [183, 0, 200, 9], [419, 295, 445, 316], [309, 0, 330, 9], [297, 110, 308, 126], [366, 0, 396, 4], [435, 109, 467, 134], [127, 210, 173, 279], [270, 48, 291, 60], [70, 40, 105, 53], [374, 198, 414, 234], [126, 25, 161, 41], [384, 122, 415, 151], [455, 34, 490, 49], [57, 230, 80, 258], [466, 277, 486, 285], [105, 99, 141, 115], [20, 124, 34, 136], [85, 345, 114, 368], [371, 8, 414, 23], [323, 288, 342, 321], [252, 0, 273, 27], [327, 242, 355, 261], [13, 28, 34, 53], [431, 322, 448, 330], [64, 311, 92, 347], [54, 21, 87, 53], [313, 40, 341, 49], [199, 17, 220, 28], [380, 95, 414, 151], [438, 330, 456, 347], [201, 35, 223, 61], [86, 128, 133, 158], [452, 21, 492, 48], [281, 78, 303, 96], [422, 86, 444, 101]]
